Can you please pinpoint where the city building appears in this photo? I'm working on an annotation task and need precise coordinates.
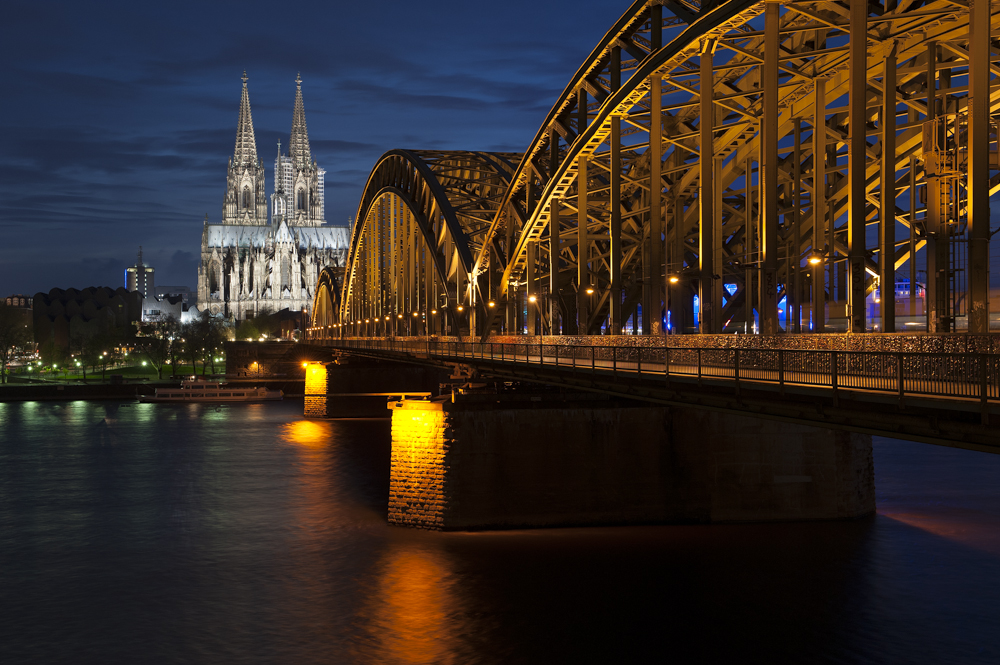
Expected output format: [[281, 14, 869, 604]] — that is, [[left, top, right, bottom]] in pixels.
[[197, 73, 349, 320], [141, 285, 195, 324], [142, 293, 185, 323], [3, 294, 34, 334], [125, 247, 155, 297], [154, 285, 192, 305], [33, 287, 142, 350], [4, 294, 32, 309]]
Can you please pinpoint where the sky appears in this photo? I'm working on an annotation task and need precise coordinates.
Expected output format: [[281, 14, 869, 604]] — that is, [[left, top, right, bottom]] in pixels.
[[0, 0, 630, 296]]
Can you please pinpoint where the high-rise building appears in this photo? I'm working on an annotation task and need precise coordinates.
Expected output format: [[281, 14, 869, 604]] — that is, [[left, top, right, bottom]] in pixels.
[[126, 247, 155, 297], [197, 73, 348, 320]]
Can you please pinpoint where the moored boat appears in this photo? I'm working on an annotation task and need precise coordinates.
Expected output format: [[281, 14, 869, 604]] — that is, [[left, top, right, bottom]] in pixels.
[[140, 377, 282, 403]]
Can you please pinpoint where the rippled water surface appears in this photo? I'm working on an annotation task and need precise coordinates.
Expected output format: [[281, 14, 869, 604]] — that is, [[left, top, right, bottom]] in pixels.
[[1, 399, 998, 664]]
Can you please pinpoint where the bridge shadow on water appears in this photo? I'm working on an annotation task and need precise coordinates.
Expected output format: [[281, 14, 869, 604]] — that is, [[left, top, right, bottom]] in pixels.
[[0, 401, 998, 664]]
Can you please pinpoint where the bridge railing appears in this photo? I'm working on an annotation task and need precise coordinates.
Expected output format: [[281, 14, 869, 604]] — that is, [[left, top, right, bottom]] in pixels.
[[330, 338, 1000, 406]]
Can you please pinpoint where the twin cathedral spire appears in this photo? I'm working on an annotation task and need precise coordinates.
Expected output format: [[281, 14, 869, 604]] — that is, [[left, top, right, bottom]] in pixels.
[[221, 72, 326, 227]]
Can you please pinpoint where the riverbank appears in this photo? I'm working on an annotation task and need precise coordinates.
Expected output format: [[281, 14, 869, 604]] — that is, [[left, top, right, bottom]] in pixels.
[[0, 382, 156, 401], [0, 378, 305, 401]]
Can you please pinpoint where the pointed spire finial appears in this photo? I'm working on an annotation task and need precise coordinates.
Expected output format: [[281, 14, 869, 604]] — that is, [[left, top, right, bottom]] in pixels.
[[295, 72, 302, 87], [233, 72, 258, 165], [289, 75, 311, 167]]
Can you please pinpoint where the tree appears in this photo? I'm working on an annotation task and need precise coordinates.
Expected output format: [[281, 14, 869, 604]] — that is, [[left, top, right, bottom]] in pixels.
[[235, 311, 279, 341], [137, 332, 170, 379], [88, 331, 117, 382], [38, 339, 68, 371], [180, 312, 226, 375], [71, 333, 98, 381], [0, 303, 32, 384]]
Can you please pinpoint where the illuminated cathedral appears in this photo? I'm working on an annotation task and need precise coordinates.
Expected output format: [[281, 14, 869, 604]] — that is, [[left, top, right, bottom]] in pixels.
[[196, 73, 348, 319]]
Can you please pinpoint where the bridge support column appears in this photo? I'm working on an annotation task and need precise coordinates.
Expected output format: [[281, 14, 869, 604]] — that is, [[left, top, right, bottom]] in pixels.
[[847, 0, 869, 333], [388, 397, 874, 530], [968, 0, 991, 333]]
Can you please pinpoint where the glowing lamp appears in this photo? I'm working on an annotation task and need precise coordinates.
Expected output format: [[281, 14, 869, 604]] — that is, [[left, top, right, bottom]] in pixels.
[[669, 275, 680, 284], [488, 301, 496, 308], [808, 253, 822, 266], [528, 295, 537, 303], [457, 305, 465, 312], [585, 288, 594, 294]]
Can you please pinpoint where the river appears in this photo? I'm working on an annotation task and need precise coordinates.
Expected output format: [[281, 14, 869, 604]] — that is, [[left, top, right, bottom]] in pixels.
[[0, 399, 997, 664]]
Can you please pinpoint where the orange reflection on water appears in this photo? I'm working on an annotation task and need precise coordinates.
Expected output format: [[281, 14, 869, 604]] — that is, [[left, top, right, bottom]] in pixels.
[[880, 510, 1000, 557], [280, 419, 341, 537], [281, 419, 333, 448], [356, 544, 465, 664]]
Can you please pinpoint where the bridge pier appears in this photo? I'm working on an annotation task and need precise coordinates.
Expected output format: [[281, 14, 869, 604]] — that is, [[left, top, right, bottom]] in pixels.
[[305, 357, 445, 418], [388, 395, 874, 530]]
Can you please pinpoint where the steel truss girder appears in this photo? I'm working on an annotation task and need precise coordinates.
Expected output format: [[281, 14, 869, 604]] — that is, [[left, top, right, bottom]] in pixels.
[[339, 150, 522, 334], [335, 0, 999, 338], [465, 0, 999, 338]]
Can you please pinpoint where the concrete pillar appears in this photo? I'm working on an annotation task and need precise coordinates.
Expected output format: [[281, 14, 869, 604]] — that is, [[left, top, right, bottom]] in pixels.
[[388, 397, 875, 530]]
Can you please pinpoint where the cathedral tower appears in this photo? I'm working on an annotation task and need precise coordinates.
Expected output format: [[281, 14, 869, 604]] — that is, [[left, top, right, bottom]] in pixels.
[[223, 72, 267, 225], [198, 72, 347, 321], [272, 74, 325, 227]]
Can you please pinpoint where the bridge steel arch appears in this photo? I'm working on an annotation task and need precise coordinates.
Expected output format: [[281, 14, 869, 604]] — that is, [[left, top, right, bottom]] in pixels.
[[309, 266, 343, 339], [336, 149, 522, 337], [471, 0, 999, 338], [328, 0, 999, 340]]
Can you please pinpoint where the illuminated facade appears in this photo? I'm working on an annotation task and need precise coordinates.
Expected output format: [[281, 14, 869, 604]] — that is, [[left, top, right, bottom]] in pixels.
[[197, 73, 348, 320], [125, 246, 154, 298]]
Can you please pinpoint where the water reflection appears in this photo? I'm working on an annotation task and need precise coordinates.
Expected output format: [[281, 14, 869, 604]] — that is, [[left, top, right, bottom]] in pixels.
[[1, 404, 998, 663], [282, 419, 333, 448], [354, 543, 465, 665]]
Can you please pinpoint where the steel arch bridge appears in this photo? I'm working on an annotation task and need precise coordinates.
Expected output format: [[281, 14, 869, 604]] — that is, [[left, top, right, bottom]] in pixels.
[[317, 0, 1000, 341]]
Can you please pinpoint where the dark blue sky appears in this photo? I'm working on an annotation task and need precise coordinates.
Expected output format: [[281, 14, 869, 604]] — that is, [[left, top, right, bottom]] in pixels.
[[0, 0, 627, 295]]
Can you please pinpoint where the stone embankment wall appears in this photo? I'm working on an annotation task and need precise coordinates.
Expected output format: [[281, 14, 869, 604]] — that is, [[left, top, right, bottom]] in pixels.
[[388, 398, 874, 530]]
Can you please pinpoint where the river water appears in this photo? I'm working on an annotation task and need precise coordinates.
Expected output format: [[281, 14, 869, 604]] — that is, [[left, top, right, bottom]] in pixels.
[[0, 399, 997, 664]]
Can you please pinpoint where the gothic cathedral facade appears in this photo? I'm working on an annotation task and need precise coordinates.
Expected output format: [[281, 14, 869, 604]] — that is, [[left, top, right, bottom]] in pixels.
[[197, 73, 348, 320]]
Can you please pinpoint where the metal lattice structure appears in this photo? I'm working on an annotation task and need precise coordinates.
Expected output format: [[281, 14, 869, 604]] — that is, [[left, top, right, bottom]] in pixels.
[[337, 150, 522, 336], [326, 0, 999, 339]]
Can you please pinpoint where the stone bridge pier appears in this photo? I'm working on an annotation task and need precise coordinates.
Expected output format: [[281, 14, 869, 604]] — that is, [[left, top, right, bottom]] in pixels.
[[387, 392, 874, 530], [306, 361, 874, 530], [304, 355, 446, 418]]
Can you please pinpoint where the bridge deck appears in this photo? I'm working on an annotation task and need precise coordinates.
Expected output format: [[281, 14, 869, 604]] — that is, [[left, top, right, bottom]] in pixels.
[[309, 337, 1000, 453]]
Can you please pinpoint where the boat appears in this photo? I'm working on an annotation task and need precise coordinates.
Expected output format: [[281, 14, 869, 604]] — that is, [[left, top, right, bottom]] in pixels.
[[140, 377, 283, 403]]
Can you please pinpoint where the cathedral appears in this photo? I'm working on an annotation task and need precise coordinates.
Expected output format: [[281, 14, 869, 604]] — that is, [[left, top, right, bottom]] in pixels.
[[197, 73, 349, 320]]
